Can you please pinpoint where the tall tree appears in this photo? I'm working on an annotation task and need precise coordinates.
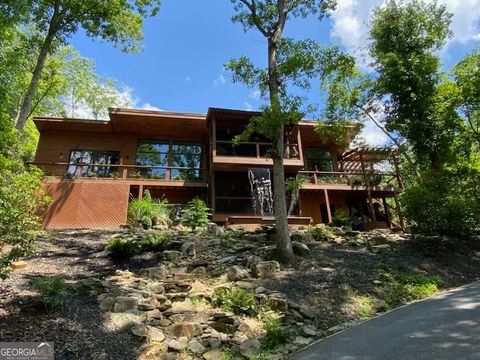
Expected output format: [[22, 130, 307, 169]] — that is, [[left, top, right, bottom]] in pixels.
[[2, 0, 160, 130], [369, 0, 456, 170], [227, 0, 335, 264]]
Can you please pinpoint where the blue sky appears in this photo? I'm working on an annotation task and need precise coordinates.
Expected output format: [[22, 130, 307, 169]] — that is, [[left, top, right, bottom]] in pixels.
[[70, 0, 480, 144]]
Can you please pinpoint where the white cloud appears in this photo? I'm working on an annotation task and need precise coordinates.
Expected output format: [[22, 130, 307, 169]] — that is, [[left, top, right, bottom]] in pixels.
[[249, 89, 261, 100], [214, 74, 226, 86], [244, 102, 253, 111], [331, 0, 480, 61], [184, 76, 191, 82], [139, 103, 162, 111], [357, 120, 389, 147]]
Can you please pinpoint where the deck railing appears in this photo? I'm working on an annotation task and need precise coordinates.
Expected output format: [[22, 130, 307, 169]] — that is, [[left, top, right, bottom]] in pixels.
[[215, 141, 300, 159], [297, 170, 403, 189], [30, 162, 207, 182]]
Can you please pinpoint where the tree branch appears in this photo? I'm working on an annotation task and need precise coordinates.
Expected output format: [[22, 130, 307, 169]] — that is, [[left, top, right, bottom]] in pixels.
[[239, 0, 270, 37]]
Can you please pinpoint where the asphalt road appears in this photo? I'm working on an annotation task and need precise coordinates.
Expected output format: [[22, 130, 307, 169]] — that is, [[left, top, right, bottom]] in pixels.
[[290, 281, 480, 360]]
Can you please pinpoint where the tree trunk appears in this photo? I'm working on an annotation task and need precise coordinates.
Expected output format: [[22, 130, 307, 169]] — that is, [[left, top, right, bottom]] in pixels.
[[15, 5, 59, 130], [268, 36, 295, 265]]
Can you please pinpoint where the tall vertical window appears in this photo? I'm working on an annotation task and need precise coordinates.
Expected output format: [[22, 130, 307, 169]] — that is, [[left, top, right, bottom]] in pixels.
[[135, 141, 202, 180], [68, 150, 120, 177], [306, 148, 333, 171]]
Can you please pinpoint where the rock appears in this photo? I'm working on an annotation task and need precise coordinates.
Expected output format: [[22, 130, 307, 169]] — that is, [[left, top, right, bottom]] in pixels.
[[146, 282, 165, 294], [163, 250, 182, 261], [299, 305, 315, 320], [290, 232, 306, 243], [138, 302, 156, 311], [293, 336, 312, 345], [145, 308, 163, 319], [268, 297, 289, 312], [301, 325, 317, 337], [345, 230, 360, 237], [239, 339, 262, 358], [218, 255, 235, 264], [203, 349, 223, 360], [246, 255, 262, 271], [227, 265, 249, 281], [141, 266, 168, 280], [292, 241, 310, 256], [167, 336, 188, 351], [167, 322, 203, 338], [187, 339, 206, 354], [252, 261, 280, 279], [105, 313, 142, 331], [371, 244, 391, 253], [99, 296, 115, 311], [11, 261, 27, 270], [255, 286, 267, 294], [112, 296, 138, 313], [181, 242, 196, 257], [236, 280, 257, 290], [131, 325, 165, 342]]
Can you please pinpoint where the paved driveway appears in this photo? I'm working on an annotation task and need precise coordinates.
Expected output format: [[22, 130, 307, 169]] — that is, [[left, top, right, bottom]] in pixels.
[[290, 281, 480, 360]]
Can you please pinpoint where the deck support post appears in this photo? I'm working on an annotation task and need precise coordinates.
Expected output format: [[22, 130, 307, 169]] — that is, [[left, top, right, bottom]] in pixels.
[[360, 153, 376, 221], [393, 194, 405, 232], [324, 189, 333, 223], [382, 197, 392, 228], [138, 184, 144, 200]]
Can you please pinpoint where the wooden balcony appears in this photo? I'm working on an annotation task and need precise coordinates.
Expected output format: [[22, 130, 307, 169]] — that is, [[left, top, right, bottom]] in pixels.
[[213, 141, 304, 170], [31, 162, 208, 188], [297, 170, 403, 193]]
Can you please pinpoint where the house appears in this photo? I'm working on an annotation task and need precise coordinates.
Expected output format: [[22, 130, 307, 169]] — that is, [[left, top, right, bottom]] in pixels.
[[32, 107, 404, 230]]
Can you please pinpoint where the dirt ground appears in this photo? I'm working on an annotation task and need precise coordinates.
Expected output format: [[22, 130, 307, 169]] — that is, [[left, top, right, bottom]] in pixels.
[[1, 230, 480, 359]]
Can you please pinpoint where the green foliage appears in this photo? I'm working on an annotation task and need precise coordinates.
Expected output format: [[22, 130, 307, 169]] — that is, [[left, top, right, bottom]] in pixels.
[[377, 270, 439, 308], [142, 232, 171, 252], [401, 169, 480, 238], [354, 295, 374, 319], [262, 315, 285, 350], [33, 275, 68, 310], [0, 115, 47, 279], [127, 190, 171, 229], [285, 176, 308, 194], [331, 210, 351, 227], [212, 287, 259, 317], [106, 237, 138, 260], [180, 197, 211, 230], [308, 226, 334, 241]]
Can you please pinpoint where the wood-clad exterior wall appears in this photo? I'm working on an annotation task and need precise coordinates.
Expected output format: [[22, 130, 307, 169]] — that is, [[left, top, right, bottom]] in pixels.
[[33, 108, 401, 230]]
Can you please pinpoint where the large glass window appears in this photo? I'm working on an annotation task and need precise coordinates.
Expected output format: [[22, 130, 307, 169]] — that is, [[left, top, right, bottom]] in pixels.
[[136, 140, 202, 180], [68, 150, 119, 177], [306, 148, 333, 171]]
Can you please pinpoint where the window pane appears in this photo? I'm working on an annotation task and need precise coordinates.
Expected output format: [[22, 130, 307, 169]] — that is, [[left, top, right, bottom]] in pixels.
[[68, 150, 119, 177], [172, 143, 201, 155]]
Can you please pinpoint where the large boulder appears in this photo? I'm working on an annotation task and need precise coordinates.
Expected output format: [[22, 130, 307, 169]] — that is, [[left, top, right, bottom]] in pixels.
[[131, 325, 165, 342], [112, 296, 138, 313], [227, 265, 249, 281], [291, 241, 310, 256], [239, 339, 262, 358], [252, 261, 280, 279], [167, 322, 203, 338], [140, 266, 168, 280], [163, 250, 182, 261]]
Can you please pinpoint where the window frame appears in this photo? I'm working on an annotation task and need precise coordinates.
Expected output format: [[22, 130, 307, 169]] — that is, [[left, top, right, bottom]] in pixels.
[[67, 149, 120, 177]]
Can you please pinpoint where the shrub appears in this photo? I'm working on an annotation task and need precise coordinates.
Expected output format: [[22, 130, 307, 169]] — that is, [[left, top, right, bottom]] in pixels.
[[106, 237, 137, 259], [142, 232, 171, 251], [308, 226, 334, 241], [127, 190, 171, 229], [180, 197, 211, 230], [33, 275, 68, 310], [0, 115, 48, 279], [262, 315, 284, 350], [212, 287, 258, 317], [331, 210, 351, 227]]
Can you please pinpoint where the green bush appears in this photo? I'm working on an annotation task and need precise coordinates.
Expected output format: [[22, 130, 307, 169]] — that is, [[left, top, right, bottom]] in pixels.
[[262, 315, 285, 350], [127, 190, 171, 229], [33, 275, 68, 310], [106, 237, 137, 259], [142, 232, 171, 251], [308, 226, 334, 241], [331, 210, 351, 227], [212, 287, 259, 317], [0, 116, 48, 279], [180, 197, 211, 230], [402, 169, 480, 239]]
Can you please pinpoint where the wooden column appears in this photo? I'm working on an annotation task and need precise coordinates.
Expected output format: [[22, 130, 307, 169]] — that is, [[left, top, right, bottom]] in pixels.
[[360, 153, 376, 221], [393, 155, 404, 188], [324, 189, 332, 223], [382, 197, 392, 228], [138, 184, 144, 200], [393, 194, 405, 232]]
